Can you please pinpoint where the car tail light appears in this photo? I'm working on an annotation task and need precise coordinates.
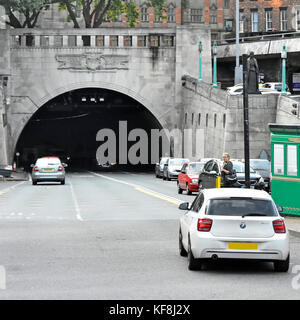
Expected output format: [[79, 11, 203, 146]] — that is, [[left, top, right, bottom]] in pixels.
[[197, 218, 213, 232], [273, 219, 286, 234], [33, 166, 39, 172], [58, 165, 63, 172]]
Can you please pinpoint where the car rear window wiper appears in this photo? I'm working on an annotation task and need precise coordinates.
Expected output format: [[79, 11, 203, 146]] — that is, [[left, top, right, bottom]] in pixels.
[[241, 213, 268, 218]]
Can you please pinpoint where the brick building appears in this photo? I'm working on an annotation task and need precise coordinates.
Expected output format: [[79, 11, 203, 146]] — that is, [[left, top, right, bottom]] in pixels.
[[12, 1, 300, 40], [230, 0, 300, 36]]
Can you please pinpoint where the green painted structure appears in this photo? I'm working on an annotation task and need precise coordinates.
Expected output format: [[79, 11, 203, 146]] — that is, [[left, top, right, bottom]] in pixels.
[[269, 123, 300, 216]]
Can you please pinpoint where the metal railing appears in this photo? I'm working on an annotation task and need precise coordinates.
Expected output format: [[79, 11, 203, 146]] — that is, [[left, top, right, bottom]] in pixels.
[[215, 31, 300, 46]]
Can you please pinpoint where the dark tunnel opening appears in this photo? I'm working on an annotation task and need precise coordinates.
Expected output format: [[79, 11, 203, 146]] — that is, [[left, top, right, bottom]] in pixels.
[[15, 88, 165, 172]]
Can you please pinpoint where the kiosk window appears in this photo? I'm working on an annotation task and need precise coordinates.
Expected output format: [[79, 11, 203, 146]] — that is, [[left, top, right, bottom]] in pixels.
[[274, 144, 284, 175], [287, 145, 298, 176]]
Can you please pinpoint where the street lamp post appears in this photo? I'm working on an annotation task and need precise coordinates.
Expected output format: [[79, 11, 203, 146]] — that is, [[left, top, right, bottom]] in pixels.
[[234, 0, 243, 84], [242, 54, 250, 189], [281, 45, 287, 95], [198, 41, 203, 82], [212, 41, 218, 87]]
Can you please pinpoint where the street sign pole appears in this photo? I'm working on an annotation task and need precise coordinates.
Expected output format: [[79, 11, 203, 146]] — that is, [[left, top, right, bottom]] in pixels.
[[242, 54, 250, 189]]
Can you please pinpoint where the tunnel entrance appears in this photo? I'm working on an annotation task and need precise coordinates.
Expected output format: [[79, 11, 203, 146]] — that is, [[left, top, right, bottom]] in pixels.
[[15, 88, 164, 171]]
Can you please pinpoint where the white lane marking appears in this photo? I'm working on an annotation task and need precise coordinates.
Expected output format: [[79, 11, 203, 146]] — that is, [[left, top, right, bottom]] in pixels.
[[89, 171, 183, 206], [0, 181, 26, 196], [69, 180, 83, 221]]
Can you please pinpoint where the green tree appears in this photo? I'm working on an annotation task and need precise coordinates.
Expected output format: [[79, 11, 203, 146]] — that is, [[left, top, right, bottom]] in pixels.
[[0, 0, 54, 28], [58, 0, 166, 28]]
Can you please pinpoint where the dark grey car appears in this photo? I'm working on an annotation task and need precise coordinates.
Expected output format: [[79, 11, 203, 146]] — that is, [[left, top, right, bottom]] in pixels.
[[198, 159, 265, 190]]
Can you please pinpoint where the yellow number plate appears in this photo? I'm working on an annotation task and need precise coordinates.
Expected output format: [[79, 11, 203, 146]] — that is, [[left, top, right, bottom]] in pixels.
[[228, 242, 258, 250], [43, 168, 54, 171]]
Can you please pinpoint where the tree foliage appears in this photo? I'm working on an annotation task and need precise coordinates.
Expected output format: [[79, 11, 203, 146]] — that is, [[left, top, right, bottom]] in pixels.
[[1, 0, 166, 28], [0, 0, 55, 28], [59, 0, 166, 28]]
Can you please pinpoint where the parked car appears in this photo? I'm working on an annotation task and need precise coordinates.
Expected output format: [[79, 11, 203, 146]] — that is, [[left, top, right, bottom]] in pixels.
[[178, 188, 290, 272], [177, 162, 205, 195], [198, 159, 265, 189], [290, 95, 300, 102], [155, 157, 170, 178], [227, 85, 243, 95], [260, 82, 291, 95], [31, 156, 67, 185], [163, 158, 189, 181], [249, 159, 271, 193]]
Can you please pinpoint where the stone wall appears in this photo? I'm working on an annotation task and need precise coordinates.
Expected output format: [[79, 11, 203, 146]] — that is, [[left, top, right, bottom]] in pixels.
[[276, 95, 300, 123], [0, 84, 8, 164], [182, 77, 279, 160], [0, 26, 213, 163]]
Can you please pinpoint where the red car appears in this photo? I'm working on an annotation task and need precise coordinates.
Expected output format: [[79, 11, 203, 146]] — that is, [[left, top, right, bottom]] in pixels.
[[177, 162, 205, 195]]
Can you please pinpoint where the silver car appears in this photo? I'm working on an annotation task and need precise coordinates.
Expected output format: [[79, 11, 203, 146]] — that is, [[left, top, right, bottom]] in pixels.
[[31, 157, 67, 185]]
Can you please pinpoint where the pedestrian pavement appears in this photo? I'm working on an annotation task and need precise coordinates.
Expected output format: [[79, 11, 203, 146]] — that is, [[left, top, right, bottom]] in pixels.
[[285, 216, 300, 238], [0, 170, 29, 181]]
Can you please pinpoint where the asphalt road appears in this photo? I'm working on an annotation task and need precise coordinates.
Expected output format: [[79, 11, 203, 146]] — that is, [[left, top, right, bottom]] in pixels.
[[0, 171, 300, 299]]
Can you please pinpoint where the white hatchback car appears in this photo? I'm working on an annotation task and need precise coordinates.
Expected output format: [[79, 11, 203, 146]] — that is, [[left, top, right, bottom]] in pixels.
[[178, 188, 289, 272]]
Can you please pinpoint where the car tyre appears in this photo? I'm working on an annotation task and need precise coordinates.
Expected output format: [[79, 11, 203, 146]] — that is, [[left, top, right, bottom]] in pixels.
[[187, 237, 202, 271], [32, 180, 37, 185], [61, 179, 65, 185], [177, 183, 183, 194], [186, 184, 192, 195], [274, 254, 290, 272], [179, 229, 187, 257]]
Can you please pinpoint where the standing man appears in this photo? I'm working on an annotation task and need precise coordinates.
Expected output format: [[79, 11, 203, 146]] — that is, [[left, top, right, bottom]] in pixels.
[[221, 153, 235, 187]]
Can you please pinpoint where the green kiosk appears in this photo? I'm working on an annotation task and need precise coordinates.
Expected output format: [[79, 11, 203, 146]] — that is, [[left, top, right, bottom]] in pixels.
[[269, 123, 300, 216]]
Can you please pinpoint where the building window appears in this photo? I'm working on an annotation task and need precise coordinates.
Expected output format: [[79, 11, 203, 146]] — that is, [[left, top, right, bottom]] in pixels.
[[287, 145, 298, 176], [223, 114, 226, 128], [137, 35, 147, 47], [273, 144, 284, 175], [239, 10, 245, 33], [167, 5, 175, 23], [214, 114, 217, 127], [109, 35, 118, 47], [251, 10, 258, 32], [161, 35, 174, 47], [154, 9, 161, 23], [96, 35, 104, 47], [191, 9, 203, 23], [206, 114, 209, 127], [280, 8, 287, 31], [140, 6, 149, 22], [149, 35, 160, 47], [123, 35, 132, 47], [198, 113, 201, 125], [224, 0, 230, 9], [225, 19, 233, 32], [210, 9, 217, 24], [297, 8, 300, 31], [265, 9, 273, 31]]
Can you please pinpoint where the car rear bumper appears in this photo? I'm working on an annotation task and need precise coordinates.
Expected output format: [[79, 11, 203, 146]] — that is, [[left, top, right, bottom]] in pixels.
[[32, 172, 65, 181], [188, 183, 199, 191], [190, 232, 289, 261]]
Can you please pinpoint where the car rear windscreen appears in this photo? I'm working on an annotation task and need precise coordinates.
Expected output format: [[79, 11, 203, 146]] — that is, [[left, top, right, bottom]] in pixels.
[[36, 158, 61, 166], [207, 198, 277, 216]]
